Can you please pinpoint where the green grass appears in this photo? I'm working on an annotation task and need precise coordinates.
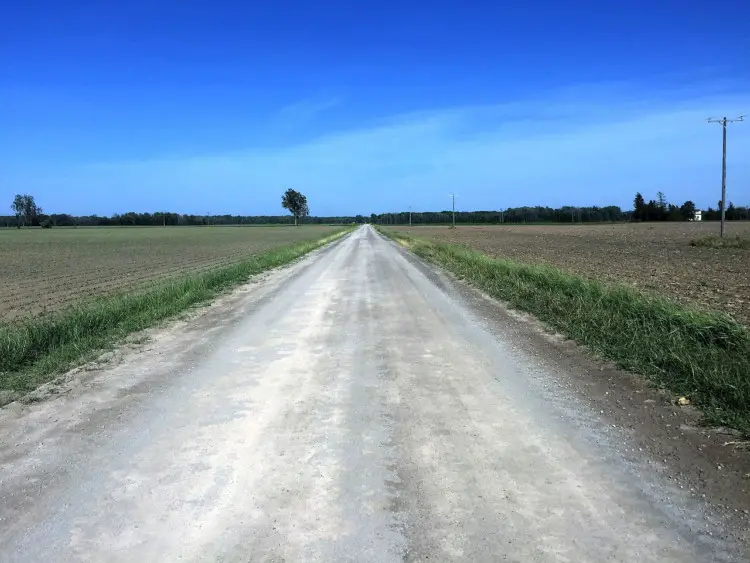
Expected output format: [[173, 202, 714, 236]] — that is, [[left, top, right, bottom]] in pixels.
[[379, 227, 750, 434], [689, 234, 750, 249], [0, 228, 351, 403]]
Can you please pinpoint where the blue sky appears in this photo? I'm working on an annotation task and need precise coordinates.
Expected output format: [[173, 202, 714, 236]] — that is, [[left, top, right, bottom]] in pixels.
[[2, 0, 749, 216]]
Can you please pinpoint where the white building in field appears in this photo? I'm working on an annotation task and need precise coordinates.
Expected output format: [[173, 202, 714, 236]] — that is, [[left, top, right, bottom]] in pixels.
[[693, 210, 702, 221]]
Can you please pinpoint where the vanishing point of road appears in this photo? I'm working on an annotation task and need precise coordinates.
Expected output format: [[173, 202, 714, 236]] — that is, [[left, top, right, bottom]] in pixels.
[[0, 226, 745, 561]]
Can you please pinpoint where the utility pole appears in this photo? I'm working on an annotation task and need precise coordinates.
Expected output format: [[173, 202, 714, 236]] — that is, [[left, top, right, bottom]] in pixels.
[[409, 206, 412, 227], [449, 194, 456, 228], [707, 115, 745, 237]]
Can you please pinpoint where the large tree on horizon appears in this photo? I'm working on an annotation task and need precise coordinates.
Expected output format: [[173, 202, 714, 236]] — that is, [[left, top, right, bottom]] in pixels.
[[11, 194, 42, 228], [281, 189, 309, 226]]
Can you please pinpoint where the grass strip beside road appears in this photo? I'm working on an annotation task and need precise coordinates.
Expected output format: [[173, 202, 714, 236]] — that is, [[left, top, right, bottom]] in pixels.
[[379, 227, 750, 434], [0, 228, 352, 404], [690, 235, 750, 249]]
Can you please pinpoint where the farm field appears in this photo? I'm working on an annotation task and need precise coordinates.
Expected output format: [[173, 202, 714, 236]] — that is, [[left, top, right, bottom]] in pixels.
[[0, 225, 342, 319], [389, 221, 750, 325]]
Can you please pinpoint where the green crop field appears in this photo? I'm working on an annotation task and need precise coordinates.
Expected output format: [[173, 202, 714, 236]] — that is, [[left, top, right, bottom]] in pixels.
[[0, 225, 341, 319]]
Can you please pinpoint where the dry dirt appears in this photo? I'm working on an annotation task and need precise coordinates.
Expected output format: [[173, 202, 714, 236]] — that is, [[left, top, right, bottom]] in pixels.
[[0, 225, 340, 319], [392, 221, 750, 325]]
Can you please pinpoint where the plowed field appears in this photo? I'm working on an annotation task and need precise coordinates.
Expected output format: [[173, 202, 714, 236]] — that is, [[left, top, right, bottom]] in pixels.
[[390, 222, 750, 325]]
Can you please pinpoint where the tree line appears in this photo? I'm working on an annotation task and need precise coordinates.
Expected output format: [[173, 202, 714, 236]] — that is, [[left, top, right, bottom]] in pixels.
[[373, 192, 749, 225], [0, 212, 362, 228], [372, 205, 628, 225], [632, 191, 750, 222], [5, 191, 749, 228], [2, 190, 359, 228]]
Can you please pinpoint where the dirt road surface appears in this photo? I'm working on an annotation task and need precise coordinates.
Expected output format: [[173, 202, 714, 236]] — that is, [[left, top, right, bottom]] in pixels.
[[0, 226, 746, 562]]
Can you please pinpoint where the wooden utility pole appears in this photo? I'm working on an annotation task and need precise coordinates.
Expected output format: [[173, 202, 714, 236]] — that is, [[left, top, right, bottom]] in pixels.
[[707, 116, 744, 237], [449, 194, 456, 228]]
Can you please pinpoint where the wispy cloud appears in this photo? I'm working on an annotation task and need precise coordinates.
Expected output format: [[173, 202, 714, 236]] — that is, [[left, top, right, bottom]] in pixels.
[[271, 95, 343, 131], [26, 83, 750, 214]]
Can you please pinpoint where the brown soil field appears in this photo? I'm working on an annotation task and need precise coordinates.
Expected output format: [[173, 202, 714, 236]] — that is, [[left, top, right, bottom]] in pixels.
[[390, 222, 750, 326], [0, 225, 340, 319]]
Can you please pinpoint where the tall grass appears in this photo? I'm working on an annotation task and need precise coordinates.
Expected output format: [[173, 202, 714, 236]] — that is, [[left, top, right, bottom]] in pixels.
[[381, 228, 750, 433], [690, 235, 750, 249], [0, 229, 351, 401]]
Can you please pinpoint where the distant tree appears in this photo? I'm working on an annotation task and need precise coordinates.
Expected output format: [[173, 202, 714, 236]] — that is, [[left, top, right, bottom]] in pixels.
[[656, 191, 667, 212], [667, 203, 682, 221], [633, 192, 646, 220], [281, 189, 309, 226], [650, 192, 670, 220], [11, 195, 24, 228], [726, 202, 737, 220], [10, 194, 42, 228], [680, 200, 697, 221]]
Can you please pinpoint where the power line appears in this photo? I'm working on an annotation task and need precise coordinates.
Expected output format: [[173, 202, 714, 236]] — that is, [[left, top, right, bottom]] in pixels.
[[707, 115, 745, 237]]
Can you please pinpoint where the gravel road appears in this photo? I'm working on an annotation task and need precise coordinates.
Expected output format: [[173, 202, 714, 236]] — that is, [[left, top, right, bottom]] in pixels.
[[0, 225, 745, 562]]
